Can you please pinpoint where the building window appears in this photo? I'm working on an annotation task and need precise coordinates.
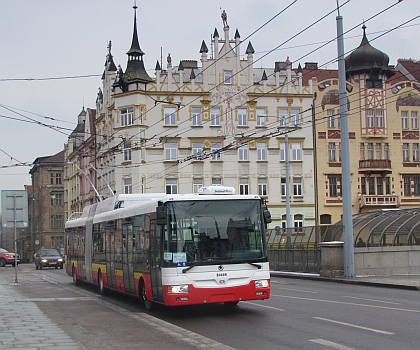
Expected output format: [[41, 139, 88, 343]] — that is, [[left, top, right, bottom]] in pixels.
[[376, 110, 384, 128], [294, 214, 303, 233], [376, 143, 382, 160], [328, 143, 336, 162], [238, 143, 249, 161], [211, 107, 220, 126], [139, 105, 145, 125], [224, 70, 232, 84], [192, 107, 202, 126], [367, 143, 374, 160], [291, 142, 302, 161], [361, 177, 366, 195], [50, 215, 62, 228], [51, 193, 62, 206], [281, 177, 286, 196], [164, 107, 176, 126], [384, 143, 389, 160], [320, 214, 332, 225], [414, 176, 420, 196], [328, 175, 341, 197], [124, 177, 132, 194], [51, 173, 62, 185], [123, 141, 132, 162], [412, 111, 419, 130], [368, 177, 375, 195], [256, 108, 266, 126], [165, 142, 178, 161], [279, 108, 288, 128], [211, 142, 222, 161], [293, 177, 302, 196], [192, 142, 203, 160], [212, 177, 222, 186], [121, 107, 134, 127], [193, 178, 203, 194], [377, 177, 384, 195], [166, 178, 178, 194], [385, 177, 391, 195], [291, 108, 300, 126], [257, 142, 267, 161], [403, 176, 411, 196], [402, 111, 409, 129], [413, 143, 419, 162], [258, 177, 268, 197], [403, 143, 410, 162], [280, 142, 286, 161], [360, 143, 365, 160], [239, 178, 249, 195], [238, 108, 247, 126], [327, 109, 335, 128], [367, 109, 375, 128]]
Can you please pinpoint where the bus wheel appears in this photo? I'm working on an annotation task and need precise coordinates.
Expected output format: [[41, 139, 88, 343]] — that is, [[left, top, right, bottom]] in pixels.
[[224, 301, 239, 306], [98, 271, 107, 295], [140, 280, 153, 311], [72, 266, 80, 286]]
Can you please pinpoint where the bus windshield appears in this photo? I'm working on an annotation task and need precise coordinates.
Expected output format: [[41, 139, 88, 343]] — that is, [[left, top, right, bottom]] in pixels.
[[162, 199, 267, 266]]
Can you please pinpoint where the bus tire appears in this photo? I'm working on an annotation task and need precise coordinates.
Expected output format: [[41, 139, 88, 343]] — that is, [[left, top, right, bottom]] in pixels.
[[98, 271, 107, 295], [140, 279, 153, 311], [224, 301, 239, 306], [72, 265, 80, 286]]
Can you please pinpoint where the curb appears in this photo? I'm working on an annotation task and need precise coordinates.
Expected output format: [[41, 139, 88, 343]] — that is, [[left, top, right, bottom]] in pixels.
[[270, 272, 420, 291]]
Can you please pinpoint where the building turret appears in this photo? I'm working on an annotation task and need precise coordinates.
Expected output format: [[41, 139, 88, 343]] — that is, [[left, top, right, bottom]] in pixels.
[[345, 24, 394, 79], [117, 5, 153, 91]]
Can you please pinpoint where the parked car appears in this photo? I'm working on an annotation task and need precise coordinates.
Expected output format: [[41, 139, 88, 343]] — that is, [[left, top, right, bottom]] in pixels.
[[0, 248, 20, 267], [35, 249, 64, 270]]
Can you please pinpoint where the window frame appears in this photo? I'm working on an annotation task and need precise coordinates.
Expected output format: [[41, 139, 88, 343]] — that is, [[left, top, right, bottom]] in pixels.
[[164, 106, 177, 126], [210, 107, 220, 126], [192, 107, 202, 126], [164, 142, 178, 161], [121, 107, 134, 127]]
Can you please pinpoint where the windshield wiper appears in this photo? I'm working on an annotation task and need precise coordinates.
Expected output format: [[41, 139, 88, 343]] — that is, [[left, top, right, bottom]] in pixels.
[[247, 262, 261, 269], [182, 264, 198, 273]]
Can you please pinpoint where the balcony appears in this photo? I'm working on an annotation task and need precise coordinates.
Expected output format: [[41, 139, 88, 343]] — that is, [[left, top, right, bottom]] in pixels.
[[358, 194, 400, 209], [359, 159, 391, 169]]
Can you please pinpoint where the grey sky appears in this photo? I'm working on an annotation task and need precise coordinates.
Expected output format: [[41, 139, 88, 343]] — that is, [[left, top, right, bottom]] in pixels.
[[0, 0, 418, 191]]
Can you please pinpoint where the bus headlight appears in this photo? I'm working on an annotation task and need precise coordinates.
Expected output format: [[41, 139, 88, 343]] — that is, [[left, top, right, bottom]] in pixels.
[[255, 279, 269, 288], [167, 285, 189, 294]]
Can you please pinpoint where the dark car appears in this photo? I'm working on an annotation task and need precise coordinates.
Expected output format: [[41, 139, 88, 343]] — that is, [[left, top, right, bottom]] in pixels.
[[35, 249, 64, 270], [0, 248, 20, 267]]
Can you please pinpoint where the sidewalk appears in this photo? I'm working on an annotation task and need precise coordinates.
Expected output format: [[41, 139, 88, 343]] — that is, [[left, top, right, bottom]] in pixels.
[[271, 271, 420, 290]]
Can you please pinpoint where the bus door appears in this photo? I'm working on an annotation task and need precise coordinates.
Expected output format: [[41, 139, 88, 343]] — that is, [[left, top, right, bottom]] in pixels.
[[114, 220, 124, 292], [149, 216, 163, 303], [122, 222, 135, 294], [105, 224, 116, 289]]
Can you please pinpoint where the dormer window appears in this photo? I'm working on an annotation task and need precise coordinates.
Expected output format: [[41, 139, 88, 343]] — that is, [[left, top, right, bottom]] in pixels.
[[224, 70, 232, 84]]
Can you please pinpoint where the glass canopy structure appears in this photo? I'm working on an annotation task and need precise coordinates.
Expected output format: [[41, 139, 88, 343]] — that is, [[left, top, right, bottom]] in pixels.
[[323, 209, 420, 246]]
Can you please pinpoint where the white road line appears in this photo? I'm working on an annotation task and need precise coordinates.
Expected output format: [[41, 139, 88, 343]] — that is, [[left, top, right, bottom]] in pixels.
[[309, 338, 357, 350], [276, 287, 318, 294], [270, 280, 290, 285], [272, 294, 420, 313], [314, 317, 394, 335], [242, 301, 285, 311], [342, 296, 401, 305]]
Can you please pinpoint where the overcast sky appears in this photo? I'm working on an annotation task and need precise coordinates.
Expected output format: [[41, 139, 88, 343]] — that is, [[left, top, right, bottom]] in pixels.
[[0, 0, 418, 191]]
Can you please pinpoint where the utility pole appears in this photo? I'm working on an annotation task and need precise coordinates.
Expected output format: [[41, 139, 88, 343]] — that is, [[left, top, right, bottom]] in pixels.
[[336, 2, 354, 277]]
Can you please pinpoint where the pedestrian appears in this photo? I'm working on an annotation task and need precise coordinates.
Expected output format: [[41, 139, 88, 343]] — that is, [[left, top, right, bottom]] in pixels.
[[356, 237, 366, 247]]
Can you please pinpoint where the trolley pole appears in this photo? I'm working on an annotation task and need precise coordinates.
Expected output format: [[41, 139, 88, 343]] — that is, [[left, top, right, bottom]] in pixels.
[[336, 4, 354, 277]]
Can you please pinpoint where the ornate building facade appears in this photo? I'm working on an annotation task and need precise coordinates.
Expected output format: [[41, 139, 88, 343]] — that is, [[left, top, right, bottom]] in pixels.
[[93, 8, 317, 230], [310, 26, 420, 231]]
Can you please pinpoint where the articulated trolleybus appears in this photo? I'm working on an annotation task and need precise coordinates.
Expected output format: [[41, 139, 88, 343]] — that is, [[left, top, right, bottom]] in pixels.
[[65, 186, 272, 310]]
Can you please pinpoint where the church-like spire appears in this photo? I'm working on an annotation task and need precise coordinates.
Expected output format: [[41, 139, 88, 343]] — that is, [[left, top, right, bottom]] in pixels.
[[119, 4, 152, 88], [200, 40, 209, 53], [246, 41, 255, 54]]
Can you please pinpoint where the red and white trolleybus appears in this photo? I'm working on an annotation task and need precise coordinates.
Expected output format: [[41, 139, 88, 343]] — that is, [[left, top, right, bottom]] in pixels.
[[65, 186, 272, 310]]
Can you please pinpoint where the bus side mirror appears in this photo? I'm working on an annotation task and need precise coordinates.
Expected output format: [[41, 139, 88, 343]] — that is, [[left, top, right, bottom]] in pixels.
[[156, 206, 167, 225], [263, 209, 272, 224]]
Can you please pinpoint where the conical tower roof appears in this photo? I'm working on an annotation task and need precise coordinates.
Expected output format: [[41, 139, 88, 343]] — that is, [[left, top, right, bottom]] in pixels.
[[124, 5, 153, 84], [345, 25, 394, 77]]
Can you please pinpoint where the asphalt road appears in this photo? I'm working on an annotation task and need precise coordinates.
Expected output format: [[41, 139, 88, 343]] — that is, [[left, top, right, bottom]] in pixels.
[[3, 264, 420, 350]]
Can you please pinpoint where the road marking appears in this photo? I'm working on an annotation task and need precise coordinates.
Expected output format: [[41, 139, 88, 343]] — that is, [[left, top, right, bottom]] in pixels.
[[16, 297, 98, 302], [270, 280, 290, 285], [272, 294, 420, 313], [309, 338, 357, 350], [342, 296, 400, 305], [276, 287, 318, 294], [242, 301, 284, 311], [314, 317, 394, 335]]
